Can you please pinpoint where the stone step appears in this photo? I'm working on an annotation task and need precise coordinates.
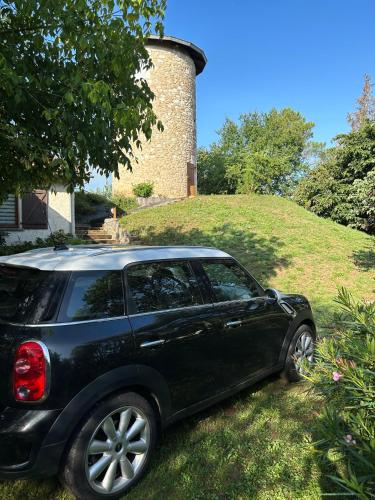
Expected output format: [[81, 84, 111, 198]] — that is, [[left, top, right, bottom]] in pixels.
[[87, 237, 113, 243], [90, 239, 121, 244], [89, 238, 117, 243], [88, 227, 105, 233], [87, 232, 112, 239]]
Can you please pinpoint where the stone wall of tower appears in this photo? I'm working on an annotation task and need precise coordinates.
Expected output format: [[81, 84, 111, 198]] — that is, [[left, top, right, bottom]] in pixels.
[[112, 43, 197, 199]]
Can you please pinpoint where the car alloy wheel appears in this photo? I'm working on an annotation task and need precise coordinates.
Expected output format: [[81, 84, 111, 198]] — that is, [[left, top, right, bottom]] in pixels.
[[85, 406, 151, 495], [293, 331, 314, 374]]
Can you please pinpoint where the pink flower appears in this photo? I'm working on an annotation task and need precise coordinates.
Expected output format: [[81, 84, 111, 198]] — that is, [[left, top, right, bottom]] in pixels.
[[344, 434, 356, 445], [332, 371, 343, 382]]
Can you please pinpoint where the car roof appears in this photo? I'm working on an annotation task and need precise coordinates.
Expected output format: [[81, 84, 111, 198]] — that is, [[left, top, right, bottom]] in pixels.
[[0, 245, 232, 271]]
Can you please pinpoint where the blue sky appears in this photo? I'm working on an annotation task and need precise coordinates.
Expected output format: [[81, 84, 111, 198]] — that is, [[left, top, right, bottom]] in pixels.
[[88, 0, 375, 190]]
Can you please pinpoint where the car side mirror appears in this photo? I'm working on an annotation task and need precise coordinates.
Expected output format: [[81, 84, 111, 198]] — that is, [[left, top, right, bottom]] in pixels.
[[264, 288, 281, 305]]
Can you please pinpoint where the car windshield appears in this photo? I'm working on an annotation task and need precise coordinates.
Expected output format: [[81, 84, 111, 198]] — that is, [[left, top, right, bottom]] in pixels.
[[0, 265, 68, 324]]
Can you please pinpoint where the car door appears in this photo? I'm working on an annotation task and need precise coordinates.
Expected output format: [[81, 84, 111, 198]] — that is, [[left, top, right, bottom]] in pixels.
[[198, 258, 291, 388], [125, 259, 223, 413]]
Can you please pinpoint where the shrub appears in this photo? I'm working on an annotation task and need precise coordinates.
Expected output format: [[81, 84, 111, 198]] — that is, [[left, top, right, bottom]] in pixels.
[[305, 288, 375, 498], [0, 240, 35, 256], [111, 195, 137, 212], [35, 229, 72, 247], [75, 191, 97, 216], [197, 146, 232, 194], [0, 231, 86, 256], [132, 182, 154, 198], [75, 190, 112, 217], [295, 123, 375, 234]]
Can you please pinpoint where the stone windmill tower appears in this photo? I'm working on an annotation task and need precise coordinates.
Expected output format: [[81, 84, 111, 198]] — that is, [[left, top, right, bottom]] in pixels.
[[112, 35, 207, 199]]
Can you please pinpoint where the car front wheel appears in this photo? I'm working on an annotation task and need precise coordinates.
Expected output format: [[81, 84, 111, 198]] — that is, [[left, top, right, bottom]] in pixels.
[[60, 392, 157, 499], [282, 324, 315, 382]]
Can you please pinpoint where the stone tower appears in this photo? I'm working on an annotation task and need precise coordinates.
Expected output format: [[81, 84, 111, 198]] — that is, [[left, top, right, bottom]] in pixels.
[[112, 35, 207, 199]]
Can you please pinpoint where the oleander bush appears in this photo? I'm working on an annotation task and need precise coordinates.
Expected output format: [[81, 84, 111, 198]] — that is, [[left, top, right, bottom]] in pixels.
[[305, 288, 375, 498]]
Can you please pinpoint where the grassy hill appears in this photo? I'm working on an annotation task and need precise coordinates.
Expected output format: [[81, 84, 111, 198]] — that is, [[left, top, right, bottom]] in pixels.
[[123, 194, 374, 327], [1, 195, 373, 500]]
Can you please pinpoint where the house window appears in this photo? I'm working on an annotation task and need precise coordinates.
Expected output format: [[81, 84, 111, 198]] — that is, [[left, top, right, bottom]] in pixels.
[[0, 190, 48, 230], [0, 195, 18, 228]]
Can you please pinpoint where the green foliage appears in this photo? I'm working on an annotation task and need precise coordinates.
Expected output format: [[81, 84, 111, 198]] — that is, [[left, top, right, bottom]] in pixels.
[[305, 289, 375, 498], [110, 194, 137, 212], [0, 230, 85, 256], [0, 0, 165, 202], [295, 123, 375, 233], [94, 184, 138, 211], [75, 190, 112, 217], [94, 184, 113, 200], [197, 146, 232, 194], [348, 74, 375, 131], [349, 170, 375, 233], [197, 108, 323, 196], [133, 181, 154, 198], [75, 189, 137, 220]]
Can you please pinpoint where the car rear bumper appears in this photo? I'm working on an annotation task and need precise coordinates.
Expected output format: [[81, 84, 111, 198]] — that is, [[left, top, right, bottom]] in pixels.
[[0, 407, 64, 479]]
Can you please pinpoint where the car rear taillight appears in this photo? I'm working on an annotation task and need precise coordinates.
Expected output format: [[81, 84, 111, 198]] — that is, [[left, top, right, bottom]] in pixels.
[[13, 341, 50, 402]]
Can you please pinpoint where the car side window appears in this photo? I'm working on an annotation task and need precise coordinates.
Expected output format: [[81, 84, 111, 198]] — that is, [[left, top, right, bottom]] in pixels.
[[201, 260, 261, 303], [126, 261, 203, 314], [59, 271, 124, 322]]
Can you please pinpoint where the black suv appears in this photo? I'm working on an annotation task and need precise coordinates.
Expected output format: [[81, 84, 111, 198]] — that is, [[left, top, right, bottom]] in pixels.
[[0, 245, 315, 499]]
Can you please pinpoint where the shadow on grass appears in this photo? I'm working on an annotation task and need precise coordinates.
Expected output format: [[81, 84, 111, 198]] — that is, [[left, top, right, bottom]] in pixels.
[[0, 377, 334, 500], [352, 241, 375, 272], [128, 375, 334, 499], [130, 223, 291, 285]]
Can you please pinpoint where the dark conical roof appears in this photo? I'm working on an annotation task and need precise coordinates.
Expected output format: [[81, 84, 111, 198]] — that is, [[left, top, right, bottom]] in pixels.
[[147, 35, 207, 75]]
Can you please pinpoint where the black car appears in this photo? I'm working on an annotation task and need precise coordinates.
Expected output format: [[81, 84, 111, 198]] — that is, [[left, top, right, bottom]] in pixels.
[[0, 245, 315, 499]]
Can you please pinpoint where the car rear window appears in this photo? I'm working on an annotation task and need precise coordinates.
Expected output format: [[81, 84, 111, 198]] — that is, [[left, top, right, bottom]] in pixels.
[[58, 271, 124, 322], [0, 265, 68, 324]]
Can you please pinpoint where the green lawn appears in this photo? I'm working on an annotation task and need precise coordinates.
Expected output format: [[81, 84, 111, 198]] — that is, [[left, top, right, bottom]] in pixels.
[[124, 194, 374, 327], [1, 194, 373, 499]]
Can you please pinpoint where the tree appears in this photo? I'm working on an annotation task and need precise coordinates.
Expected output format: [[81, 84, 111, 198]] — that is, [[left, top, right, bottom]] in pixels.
[[295, 75, 375, 234], [197, 146, 232, 195], [348, 74, 375, 130], [197, 108, 323, 196], [0, 0, 166, 201], [295, 123, 375, 233]]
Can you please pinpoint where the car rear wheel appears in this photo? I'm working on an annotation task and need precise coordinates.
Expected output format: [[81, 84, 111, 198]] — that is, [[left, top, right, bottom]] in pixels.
[[282, 324, 315, 382], [60, 392, 157, 499]]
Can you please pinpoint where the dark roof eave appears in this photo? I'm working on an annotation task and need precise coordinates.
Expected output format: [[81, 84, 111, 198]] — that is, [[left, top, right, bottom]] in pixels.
[[146, 35, 207, 75]]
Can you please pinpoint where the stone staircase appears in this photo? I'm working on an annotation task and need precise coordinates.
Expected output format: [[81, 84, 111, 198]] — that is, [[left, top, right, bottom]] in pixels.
[[75, 223, 120, 244]]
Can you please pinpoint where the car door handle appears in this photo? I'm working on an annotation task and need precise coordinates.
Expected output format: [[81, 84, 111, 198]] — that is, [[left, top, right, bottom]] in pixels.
[[225, 320, 243, 328], [140, 339, 166, 348]]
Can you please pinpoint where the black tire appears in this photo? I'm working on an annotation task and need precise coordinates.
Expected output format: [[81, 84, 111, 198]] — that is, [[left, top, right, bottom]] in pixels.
[[281, 324, 316, 382], [60, 392, 157, 500]]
